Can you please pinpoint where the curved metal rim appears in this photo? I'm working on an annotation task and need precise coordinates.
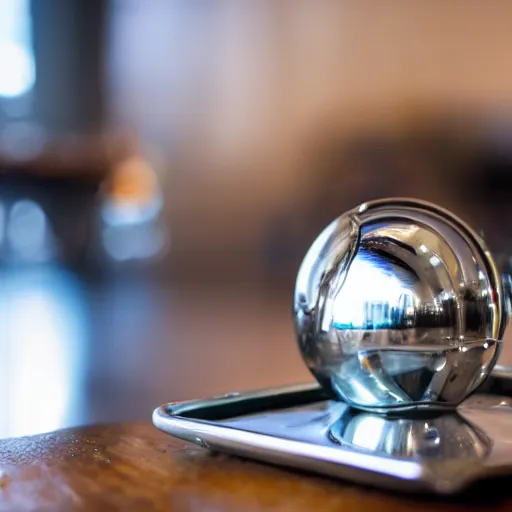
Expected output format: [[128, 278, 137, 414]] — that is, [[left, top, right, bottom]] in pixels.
[[151, 373, 512, 495]]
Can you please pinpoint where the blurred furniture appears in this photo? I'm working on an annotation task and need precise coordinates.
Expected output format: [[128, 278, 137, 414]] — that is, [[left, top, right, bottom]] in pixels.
[[0, 134, 115, 272], [1, 421, 512, 511]]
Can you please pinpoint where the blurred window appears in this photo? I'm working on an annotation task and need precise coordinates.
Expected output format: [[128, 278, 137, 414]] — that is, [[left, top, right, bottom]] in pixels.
[[0, 0, 34, 98]]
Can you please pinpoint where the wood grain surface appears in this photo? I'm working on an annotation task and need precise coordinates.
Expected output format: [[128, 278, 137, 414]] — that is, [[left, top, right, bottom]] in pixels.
[[0, 422, 510, 511]]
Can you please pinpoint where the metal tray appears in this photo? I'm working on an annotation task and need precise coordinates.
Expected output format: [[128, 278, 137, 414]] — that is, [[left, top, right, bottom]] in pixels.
[[153, 366, 512, 495]]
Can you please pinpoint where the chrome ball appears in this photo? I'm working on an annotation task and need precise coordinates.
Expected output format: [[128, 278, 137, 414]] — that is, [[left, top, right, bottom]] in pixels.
[[294, 198, 507, 413]]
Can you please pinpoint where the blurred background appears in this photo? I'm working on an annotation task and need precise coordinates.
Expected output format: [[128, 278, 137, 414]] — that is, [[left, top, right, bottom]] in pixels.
[[3, 0, 512, 438]]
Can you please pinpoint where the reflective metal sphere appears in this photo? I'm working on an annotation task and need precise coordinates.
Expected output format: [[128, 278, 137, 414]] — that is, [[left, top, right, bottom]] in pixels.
[[294, 198, 507, 413]]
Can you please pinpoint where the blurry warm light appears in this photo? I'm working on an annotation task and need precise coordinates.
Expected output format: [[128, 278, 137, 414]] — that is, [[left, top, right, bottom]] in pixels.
[[101, 154, 168, 262], [107, 155, 159, 204], [102, 155, 163, 227]]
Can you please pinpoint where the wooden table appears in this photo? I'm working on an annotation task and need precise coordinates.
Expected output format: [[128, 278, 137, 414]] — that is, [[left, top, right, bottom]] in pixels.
[[0, 422, 511, 511]]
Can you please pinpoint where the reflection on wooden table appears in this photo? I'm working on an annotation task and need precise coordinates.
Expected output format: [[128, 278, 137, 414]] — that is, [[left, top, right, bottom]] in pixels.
[[0, 266, 309, 439]]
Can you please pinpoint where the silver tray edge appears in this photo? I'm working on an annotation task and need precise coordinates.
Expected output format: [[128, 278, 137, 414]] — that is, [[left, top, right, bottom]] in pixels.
[[152, 367, 512, 495]]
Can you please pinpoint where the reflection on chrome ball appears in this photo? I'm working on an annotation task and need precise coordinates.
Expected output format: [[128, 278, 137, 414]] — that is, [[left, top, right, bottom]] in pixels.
[[294, 198, 507, 413]]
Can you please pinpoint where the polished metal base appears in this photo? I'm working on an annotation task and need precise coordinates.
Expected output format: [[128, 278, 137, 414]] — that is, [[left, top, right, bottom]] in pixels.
[[153, 366, 512, 495]]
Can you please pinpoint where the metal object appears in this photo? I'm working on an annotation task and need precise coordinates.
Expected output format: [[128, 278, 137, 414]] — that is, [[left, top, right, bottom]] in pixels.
[[294, 198, 507, 413], [329, 409, 491, 460], [153, 368, 512, 495]]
